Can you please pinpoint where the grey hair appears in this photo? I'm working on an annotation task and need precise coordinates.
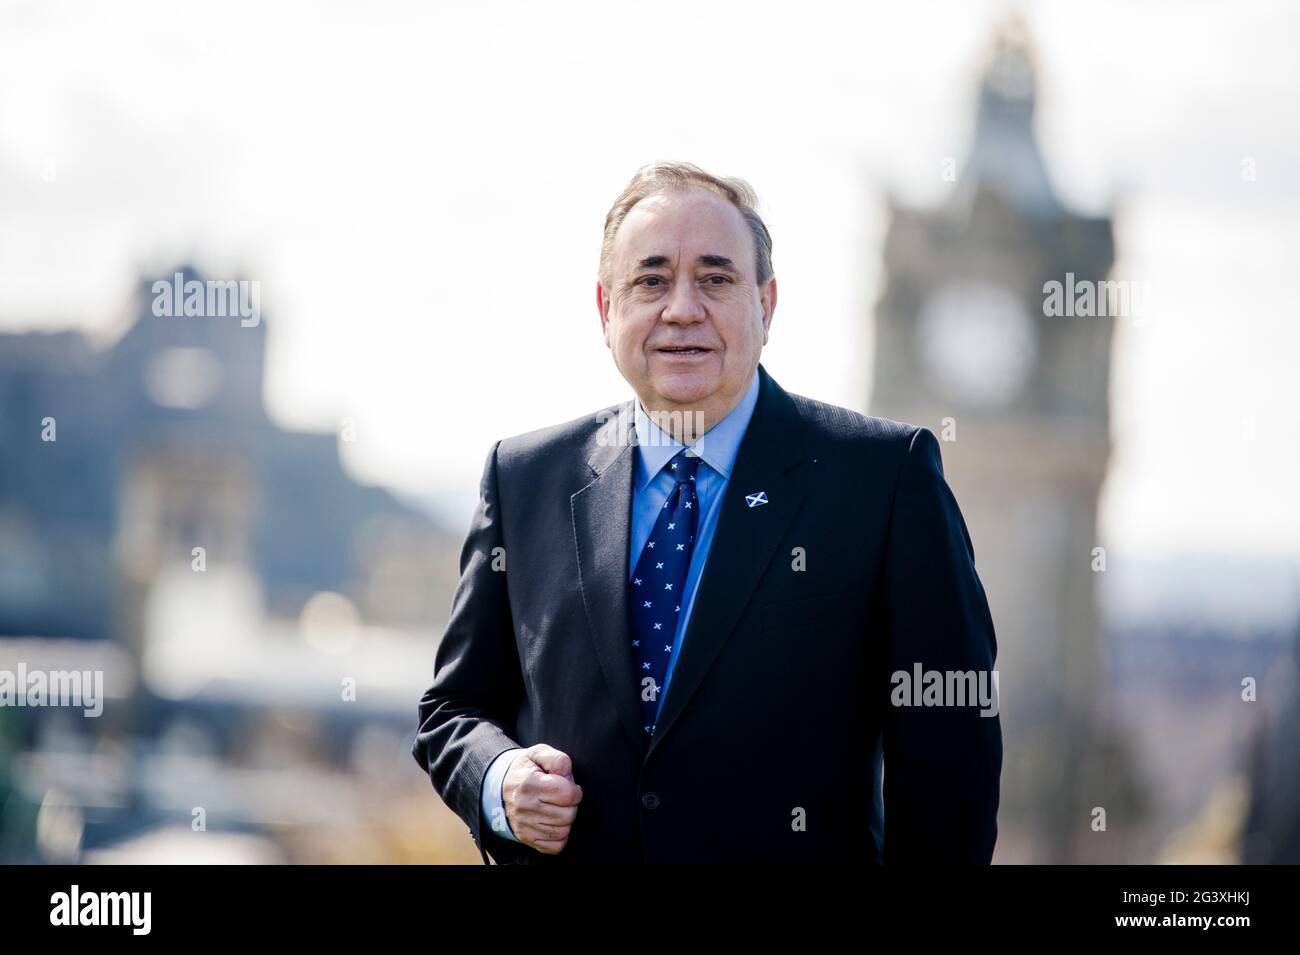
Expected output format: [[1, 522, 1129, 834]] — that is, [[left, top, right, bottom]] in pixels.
[[598, 161, 774, 291]]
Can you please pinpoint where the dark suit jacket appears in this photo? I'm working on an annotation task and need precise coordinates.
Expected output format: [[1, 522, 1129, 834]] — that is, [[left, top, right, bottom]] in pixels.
[[412, 362, 1002, 864]]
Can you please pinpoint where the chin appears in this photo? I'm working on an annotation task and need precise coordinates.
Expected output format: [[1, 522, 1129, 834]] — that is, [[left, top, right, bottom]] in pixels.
[[649, 372, 718, 407]]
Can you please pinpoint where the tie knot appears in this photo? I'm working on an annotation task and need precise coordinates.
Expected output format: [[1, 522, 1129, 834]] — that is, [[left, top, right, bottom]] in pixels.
[[668, 450, 702, 484]]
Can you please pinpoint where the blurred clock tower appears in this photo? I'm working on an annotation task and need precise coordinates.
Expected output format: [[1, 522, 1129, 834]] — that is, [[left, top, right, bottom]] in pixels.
[[869, 20, 1143, 862]]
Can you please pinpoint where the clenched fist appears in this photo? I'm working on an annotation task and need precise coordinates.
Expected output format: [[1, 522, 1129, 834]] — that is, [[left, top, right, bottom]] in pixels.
[[502, 743, 584, 854]]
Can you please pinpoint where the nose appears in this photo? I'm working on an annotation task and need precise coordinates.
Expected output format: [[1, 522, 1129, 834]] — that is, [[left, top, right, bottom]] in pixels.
[[660, 276, 707, 326]]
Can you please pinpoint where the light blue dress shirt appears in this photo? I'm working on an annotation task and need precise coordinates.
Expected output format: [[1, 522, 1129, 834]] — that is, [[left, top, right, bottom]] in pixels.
[[481, 369, 762, 844]]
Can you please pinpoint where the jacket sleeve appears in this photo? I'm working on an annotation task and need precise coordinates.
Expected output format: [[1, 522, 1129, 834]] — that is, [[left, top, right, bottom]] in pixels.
[[878, 426, 1003, 863], [411, 439, 532, 864]]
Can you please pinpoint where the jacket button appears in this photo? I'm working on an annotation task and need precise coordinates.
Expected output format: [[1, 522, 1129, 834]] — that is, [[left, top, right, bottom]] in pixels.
[[641, 791, 660, 810]]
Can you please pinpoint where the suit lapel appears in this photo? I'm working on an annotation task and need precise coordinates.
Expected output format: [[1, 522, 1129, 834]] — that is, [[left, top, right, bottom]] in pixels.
[[571, 399, 648, 752], [647, 364, 809, 757]]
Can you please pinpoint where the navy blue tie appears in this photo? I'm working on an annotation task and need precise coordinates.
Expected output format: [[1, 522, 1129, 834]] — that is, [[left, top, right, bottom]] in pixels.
[[630, 449, 702, 737]]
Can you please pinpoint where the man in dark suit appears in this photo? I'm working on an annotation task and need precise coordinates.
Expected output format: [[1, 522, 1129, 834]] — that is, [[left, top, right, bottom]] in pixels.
[[412, 161, 1002, 864]]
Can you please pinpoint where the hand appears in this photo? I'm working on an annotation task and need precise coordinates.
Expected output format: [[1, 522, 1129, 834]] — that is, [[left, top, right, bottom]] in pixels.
[[502, 743, 584, 854]]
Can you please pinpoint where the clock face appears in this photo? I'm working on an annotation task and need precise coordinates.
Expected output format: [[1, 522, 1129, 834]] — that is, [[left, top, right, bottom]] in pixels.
[[914, 282, 1038, 408]]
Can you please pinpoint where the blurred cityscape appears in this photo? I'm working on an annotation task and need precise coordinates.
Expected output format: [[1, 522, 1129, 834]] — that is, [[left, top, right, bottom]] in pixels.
[[2, 17, 1297, 864], [0, 268, 481, 862]]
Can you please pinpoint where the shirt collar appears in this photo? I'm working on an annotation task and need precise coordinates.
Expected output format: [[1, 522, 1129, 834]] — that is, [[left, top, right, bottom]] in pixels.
[[633, 368, 761, 492]]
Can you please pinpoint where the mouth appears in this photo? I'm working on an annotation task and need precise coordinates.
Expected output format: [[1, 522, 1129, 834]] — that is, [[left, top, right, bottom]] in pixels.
[[655, 345, 713, 357]]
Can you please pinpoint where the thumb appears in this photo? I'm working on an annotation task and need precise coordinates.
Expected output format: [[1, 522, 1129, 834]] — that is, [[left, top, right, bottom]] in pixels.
[[528, 744, 573, 779]]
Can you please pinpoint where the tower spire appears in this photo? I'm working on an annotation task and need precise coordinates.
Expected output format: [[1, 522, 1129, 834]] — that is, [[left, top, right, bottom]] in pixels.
[[953, 14, 1062, 220]]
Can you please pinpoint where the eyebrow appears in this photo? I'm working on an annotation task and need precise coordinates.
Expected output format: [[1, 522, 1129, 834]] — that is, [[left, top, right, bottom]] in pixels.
[[634, 254, 741, 275]]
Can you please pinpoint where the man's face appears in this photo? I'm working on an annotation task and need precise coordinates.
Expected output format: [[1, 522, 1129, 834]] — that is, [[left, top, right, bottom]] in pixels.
[[598, 187, 776, 430]]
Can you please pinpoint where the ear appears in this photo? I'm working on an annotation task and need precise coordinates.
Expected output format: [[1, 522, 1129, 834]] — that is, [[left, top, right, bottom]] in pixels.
[[597, 282, 612, 346], [759, 276, 777, 345]]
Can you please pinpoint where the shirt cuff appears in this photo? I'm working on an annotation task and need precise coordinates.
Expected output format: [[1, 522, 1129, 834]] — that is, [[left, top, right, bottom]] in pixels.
[[480, 747, 525, 843]]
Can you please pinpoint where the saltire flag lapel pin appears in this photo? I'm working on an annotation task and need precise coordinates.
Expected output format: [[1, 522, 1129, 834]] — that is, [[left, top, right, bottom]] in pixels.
[[745, 491, 769, 508]]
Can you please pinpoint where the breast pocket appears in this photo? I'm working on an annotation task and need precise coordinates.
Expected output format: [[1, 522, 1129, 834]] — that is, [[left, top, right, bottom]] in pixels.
[[759, 589, 861, 639]]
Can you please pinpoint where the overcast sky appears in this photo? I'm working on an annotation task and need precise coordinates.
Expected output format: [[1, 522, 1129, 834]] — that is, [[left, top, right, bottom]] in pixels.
[[2, 0, 1298, 560]]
